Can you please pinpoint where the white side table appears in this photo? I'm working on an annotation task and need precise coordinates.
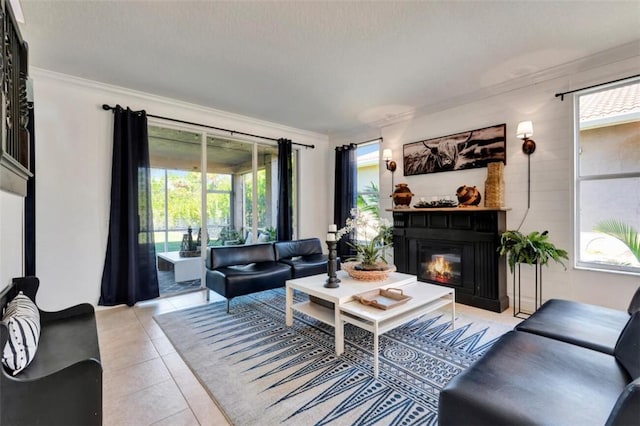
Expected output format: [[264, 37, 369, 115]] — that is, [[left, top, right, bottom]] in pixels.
[[157, 252, 202, 282]]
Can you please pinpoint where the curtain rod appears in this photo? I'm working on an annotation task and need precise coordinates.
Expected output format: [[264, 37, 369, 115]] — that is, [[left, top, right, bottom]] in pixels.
[[336, 137, 384, 150], [101, 104, 315, 149], [354, 137, 383, 145], [554, 74, 640, 101]]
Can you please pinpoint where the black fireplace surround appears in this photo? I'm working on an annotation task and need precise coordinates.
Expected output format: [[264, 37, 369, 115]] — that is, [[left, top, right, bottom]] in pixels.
[[392, 208, 508, 312]]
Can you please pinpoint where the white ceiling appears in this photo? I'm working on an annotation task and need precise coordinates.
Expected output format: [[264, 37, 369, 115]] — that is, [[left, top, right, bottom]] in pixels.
[[18, 1, 640, 136]]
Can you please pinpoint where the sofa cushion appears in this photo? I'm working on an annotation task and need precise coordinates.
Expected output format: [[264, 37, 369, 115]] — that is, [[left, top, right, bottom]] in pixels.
[[18, 311, 99, 381], [515, 298, 630, 354], [2, 292, 41, 375], [212, 262, 291, 299], [274, 238, 322, 260], [438, 331, 630, 426], [606, 378, 640, 426], [614, 312, 640, 380], [628, 286, 640, 314], [279, 253, 329, 278], [207, 243, 275, 269]]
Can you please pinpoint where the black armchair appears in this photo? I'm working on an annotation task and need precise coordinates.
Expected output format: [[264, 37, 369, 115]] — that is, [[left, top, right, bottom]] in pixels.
[[0, 277, 102, 425]]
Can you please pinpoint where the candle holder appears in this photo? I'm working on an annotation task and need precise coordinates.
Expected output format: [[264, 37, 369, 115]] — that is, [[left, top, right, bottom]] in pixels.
[[325, 239, 340, 288]]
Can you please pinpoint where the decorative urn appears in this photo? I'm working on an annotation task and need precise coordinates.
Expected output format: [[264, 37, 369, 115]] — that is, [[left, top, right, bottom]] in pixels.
[[392, 183, 414, 207], [456, 185, 482, 206]]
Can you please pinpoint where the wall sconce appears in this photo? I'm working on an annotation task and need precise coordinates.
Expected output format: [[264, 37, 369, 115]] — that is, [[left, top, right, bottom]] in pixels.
[[382, 148, 397, 197], [516, 121, 536, 208], [383, 149, 396, 172], [517, 120, 536, 155]]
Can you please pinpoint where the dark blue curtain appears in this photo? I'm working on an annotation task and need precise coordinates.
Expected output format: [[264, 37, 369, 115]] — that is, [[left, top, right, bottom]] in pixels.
[[99, 106, 159, 306], [276, 138, 293, 241], [25, 104, 36, 276], [334, 144, 357, 258]]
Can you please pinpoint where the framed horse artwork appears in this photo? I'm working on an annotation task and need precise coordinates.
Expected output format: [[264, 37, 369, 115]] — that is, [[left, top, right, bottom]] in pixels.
[[403, 124, 506, 176]]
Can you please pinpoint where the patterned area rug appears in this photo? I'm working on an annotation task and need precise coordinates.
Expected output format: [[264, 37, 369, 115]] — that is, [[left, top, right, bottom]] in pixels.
[[154, 289, 510, 425]]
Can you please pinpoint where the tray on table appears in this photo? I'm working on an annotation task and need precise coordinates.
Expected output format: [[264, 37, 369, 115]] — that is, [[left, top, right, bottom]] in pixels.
[[356, 288, 412, 310]]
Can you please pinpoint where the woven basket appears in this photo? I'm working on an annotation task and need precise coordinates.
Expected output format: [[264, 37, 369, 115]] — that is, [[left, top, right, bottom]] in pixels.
[[484, 162, 505, 207], [342, 262, 396, 281]]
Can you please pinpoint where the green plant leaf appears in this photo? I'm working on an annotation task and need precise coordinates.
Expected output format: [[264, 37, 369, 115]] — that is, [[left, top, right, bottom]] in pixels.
[[594, 220, 640, 262], [498, 229, 568, 272]]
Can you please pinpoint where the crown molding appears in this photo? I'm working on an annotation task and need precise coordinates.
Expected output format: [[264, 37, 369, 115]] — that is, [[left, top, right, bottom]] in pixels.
[[30, 68, 329, 144], [333, 40, 640, 140]]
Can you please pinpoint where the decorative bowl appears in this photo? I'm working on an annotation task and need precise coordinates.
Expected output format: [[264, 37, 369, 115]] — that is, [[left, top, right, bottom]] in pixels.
[[456, 185, 482, 206], [414, 199, 458, 208], [342, 262, 397, 281]]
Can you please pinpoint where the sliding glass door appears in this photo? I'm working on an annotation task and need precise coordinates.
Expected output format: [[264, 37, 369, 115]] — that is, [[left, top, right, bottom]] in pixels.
[[148, 124, 296, 296], [149, 127, 202, 254], [204, 136, 284, 245]]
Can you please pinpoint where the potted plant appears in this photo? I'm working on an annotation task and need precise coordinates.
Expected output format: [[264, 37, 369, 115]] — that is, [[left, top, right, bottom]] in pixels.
[[348, 233, 391, 271], [335, 209, 395, 279], [498, 230, 569, 272]]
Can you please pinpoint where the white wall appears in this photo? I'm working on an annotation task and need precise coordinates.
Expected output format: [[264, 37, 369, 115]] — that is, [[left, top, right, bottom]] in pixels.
[[31, 69, 330, 310], [0, 191, 24, 292], [331, 51, 640, 311]]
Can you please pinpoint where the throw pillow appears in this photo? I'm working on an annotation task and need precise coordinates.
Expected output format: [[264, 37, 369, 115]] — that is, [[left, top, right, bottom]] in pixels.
[[2, 291, 41, 375]]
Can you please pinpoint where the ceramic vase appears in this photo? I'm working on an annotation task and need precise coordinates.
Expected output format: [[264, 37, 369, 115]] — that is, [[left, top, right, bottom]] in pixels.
[[392, 183, 414, 207]]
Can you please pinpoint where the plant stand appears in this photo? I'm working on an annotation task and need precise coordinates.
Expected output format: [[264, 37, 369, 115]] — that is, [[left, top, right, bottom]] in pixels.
[[513, 263, 542, 319]]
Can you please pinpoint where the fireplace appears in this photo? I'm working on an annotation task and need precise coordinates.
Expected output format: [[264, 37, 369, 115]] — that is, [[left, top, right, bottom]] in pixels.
[[420, 245, 462, 286], [392, 209, 509, 312]]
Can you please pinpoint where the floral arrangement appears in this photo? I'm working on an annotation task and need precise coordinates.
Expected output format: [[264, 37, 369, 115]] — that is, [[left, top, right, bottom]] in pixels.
[[336, 209, 393, 270]]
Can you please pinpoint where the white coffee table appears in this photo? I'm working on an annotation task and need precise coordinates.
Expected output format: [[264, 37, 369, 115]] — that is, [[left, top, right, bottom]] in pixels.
[[285, 270, 417, 356], [285, 271, 455, 378], [340, 282, 455, 377]]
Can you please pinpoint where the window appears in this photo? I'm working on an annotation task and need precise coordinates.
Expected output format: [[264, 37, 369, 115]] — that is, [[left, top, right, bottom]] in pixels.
[[206, 137, 291, 245], [148, 126, 295, 251], [356, 140, 381, 241], [148, 127, 203, 253], [575, 79, 640, 274], [206, 173, 233, 243]]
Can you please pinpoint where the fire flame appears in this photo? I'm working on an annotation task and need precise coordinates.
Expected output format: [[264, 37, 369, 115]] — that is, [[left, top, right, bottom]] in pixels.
[[427, 256, 453, 283]]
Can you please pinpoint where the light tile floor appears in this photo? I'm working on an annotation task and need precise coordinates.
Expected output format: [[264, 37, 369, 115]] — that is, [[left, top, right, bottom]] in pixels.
[[97, 289, 230, 426], [96, 289, 522, 425]]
